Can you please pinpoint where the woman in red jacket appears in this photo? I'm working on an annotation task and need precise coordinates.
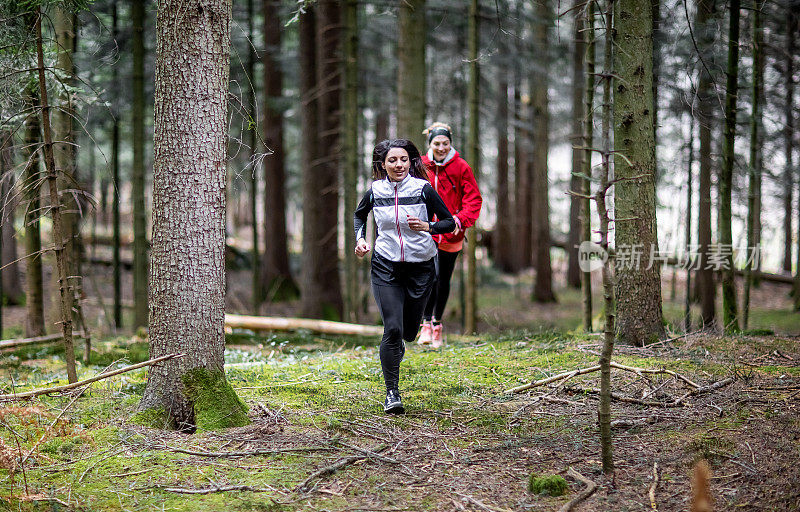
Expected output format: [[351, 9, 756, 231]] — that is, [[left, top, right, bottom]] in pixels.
[[417, 122, 482, 347]]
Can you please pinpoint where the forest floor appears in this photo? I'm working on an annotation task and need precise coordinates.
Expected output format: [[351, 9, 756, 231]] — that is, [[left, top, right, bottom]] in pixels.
[[1, 262, 800, 511]]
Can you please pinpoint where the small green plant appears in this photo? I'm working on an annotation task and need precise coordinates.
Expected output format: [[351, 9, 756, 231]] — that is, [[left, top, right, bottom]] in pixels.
[[528, 473, 568, 496]]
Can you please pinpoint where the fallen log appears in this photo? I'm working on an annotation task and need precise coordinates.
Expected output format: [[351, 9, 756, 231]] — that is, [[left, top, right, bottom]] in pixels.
[[0, 353, 182, 401], [0, 331, 85, 350], [224, 314, 383, 336]]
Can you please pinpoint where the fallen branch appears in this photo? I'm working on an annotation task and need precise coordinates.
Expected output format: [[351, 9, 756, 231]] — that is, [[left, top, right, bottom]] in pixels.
[[566, 376, 736, 408], [225, 313, 383, 336], [673, 377, 735, 405], [163, 485, 273, 494], [297, 443, 388, 492], [167, 446, 334, 458], [0, 332, 85, 350], [455, 492, 512, 512], [0, 353, 183, 401], [648, 462, 659, 510], [505, 362, 700, 394], [558, 467, 597, 512]]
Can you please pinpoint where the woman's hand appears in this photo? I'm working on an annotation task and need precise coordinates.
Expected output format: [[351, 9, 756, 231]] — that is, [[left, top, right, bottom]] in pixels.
[[355, 238, 371, 258], [406, 216, 430, 233], [452, 216, 462, 236]]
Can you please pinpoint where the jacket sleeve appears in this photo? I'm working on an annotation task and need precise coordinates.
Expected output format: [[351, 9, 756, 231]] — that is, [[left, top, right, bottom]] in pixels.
[[354, 190, 373, 240], [422, 184, 455, 235], [456, 162, 482, 229]]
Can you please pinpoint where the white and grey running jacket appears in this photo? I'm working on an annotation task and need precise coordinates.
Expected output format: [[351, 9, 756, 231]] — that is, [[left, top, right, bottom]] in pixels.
[[354, 174, 455, 263]]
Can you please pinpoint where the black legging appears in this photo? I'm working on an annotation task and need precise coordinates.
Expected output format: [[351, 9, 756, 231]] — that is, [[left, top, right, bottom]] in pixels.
[[371, 254, 435, 391], [423, 249, 460, 322]]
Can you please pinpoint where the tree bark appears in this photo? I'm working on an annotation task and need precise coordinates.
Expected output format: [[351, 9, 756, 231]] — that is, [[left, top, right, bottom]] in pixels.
[[613, 0, 664, 345], [140, 0, 247, 431], [342, 0, 359, 322], [132, 0, 149, 329], [719, 0, 740, 332], [495, 54, 513, 273], [397, 0, 426, 150], [248, 0, 260, 313], [23, 86, 45, 338], [260, 0, 297, 304], [582, 1, 596, 332], [513, 82, 531, 271], [744, 2, 763, 326], [684, 114, 695, 332], [567, 0, 585, 289], [695, 0, 717, 328], [111, 0, 122, 329], [0, 132, 23, 305], [464, 0, 479, 333], [531, 0, 556, 303]]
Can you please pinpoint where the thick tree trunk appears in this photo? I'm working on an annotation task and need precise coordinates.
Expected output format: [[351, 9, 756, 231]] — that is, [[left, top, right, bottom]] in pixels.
[[581, 1, 596, 332], [744, 2, 763, 325], [0, 132, 23, 305], [342, 0, 359, 322], [464, 0, 479, 333], [302, 0, 343, 319], [613, 0, 664, 345], [140, 0, 248, 431], [132, 0, 149, 328], [53, 7, 82, 280], [719, 0, 740, 332], [260, 0, 297, 304], [513, 83, 531, 271], [567, 1, 585, 289], [24, 87, 45, 338], [397, 0, 426, 150], [531, 0, 556, 303], [495, 61, 513, 273], [695, 0, 717, 328]]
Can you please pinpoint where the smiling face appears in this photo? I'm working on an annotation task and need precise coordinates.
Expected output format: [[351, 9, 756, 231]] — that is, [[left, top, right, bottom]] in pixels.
[[384, 148, 411, 182], [429, 135, 451, 162]]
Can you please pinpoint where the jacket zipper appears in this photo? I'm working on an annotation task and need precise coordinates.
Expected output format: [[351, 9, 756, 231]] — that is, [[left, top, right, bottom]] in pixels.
[[434, 168, 441, 244], [394, 183, 404, 261]]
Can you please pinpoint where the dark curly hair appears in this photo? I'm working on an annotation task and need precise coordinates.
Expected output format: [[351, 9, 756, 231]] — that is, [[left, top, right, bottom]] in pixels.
[[371, 139, 428, 181]]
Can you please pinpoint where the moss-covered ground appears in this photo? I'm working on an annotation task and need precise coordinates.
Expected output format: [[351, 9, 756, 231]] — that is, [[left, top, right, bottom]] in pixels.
[[1, 271, 799, 511]]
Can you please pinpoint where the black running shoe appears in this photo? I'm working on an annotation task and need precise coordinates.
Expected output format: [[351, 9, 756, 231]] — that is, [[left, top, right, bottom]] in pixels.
[[383, 389, 404, 414]]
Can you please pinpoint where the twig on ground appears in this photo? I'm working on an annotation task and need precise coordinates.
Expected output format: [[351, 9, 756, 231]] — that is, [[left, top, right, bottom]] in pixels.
[[648, 462, 659, 510], [0, 353, 183, 401], [505, 362, 700, 394], [558, 467, 598, 512], [334, 441, 399, 464], [454, 492, 512, 512], [297, 443, 388, 492], [163, 485, 274, 494], [166, 446, 334, 458]]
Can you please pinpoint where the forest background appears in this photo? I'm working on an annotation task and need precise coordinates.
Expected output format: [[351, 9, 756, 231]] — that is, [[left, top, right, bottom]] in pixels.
[[1, 0, 800, 511]]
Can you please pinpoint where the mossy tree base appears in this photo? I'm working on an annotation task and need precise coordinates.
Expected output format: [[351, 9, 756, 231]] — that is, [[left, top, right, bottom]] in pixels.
[[182, 367, 250, 431]]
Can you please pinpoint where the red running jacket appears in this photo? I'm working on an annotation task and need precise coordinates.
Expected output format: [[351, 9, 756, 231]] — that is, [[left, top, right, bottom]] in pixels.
[[422, 148, 483, 250]]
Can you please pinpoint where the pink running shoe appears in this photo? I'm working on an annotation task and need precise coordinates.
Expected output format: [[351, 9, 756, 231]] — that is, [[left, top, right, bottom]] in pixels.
[[431, 323, 444, 348], [417, 321, 433, 345]]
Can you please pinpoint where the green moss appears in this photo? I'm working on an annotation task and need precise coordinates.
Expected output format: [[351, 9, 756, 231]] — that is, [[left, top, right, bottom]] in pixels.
[[131, 406, 172, 429], [528, 474, 568, 496], [182, 367, 251, 430]]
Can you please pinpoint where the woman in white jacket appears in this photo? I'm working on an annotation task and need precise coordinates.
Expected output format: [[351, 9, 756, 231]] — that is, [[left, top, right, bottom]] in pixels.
[[354, 139, 455, 414]]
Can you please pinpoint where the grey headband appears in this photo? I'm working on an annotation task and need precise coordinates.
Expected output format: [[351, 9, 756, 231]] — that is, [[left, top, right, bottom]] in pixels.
[[427, 127, 452, 144]]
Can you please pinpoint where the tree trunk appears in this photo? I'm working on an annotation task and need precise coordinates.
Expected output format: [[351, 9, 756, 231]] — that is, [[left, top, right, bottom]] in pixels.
[[248, 0, 260, 314], [719, 0, 740, 332], [140, 0, 248, 431], [685, 114, 695, 332], [581, 1, 596, 332], [0, 132, 23, 305], [112, 0, 122, 329], [260, 0, 297, 304], [695, 0, 717, 328], [744, 2, 763, 325], [597, 0, 615, 474], [514, 82, 531, 271], [464, 0, 479, 334], [132, 0, 149, 329], [342, 0, 359, 322], [567, 0, 585, 289], [23, 85, 45, 338], [397, 0, 426, 150], [613, 0, 664, 345], [35, 12, 78, 383], [784, 11, 794, 279], [531, 0, 556, 303], [53, 7, 82, 280], [495, 55, 513, 273]]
